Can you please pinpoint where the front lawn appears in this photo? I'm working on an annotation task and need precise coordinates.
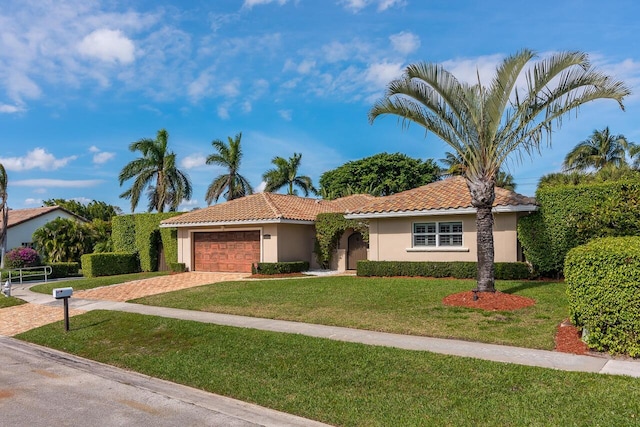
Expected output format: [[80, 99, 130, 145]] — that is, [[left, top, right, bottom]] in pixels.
[[17, 310, 640, 427], [30, 272, 170, 294], [134, 276, 566, 350], [0, 295, 26, 308]]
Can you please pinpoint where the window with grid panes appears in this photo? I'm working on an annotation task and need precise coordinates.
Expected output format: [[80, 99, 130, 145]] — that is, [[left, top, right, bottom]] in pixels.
[[413, 221, 462, 247]]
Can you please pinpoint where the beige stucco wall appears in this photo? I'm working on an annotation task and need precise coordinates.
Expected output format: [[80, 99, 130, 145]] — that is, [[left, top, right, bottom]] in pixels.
[[175, 222, 316, 271], [367, 212, 523, 263]]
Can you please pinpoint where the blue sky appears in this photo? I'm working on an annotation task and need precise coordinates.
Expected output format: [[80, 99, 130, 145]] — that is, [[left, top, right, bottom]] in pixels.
[[1, 0, 639, 212]]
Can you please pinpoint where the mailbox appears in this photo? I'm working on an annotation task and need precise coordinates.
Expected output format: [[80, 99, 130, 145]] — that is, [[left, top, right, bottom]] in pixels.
[[53, 287, 73, 299]]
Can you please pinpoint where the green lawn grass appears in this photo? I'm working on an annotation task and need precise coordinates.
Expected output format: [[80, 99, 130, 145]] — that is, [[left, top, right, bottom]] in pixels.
[[17, 310, 640, 427], [0, 295, 26, 308], [30, 272, 169, 294], [133, 276, 566, 350]]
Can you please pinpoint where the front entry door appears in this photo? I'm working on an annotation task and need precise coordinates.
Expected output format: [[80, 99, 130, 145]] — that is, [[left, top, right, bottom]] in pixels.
[[347, 232, 367, 270]]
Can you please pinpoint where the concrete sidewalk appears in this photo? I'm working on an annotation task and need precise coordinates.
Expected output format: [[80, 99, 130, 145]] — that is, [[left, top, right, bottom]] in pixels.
[[9, 279, 640, 378]]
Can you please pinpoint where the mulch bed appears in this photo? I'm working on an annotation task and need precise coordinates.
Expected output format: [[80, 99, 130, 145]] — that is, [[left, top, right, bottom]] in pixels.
[[443, 291, 588, 355]]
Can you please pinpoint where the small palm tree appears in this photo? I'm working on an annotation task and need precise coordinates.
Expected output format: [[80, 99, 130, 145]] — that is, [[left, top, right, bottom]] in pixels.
[[119, 129, 192, 212], [441, 152, 516, 190], [205, 132, 253, 204], [263, 153, 317, 196], [0, 163, 8, 268], [562, 127, 631, 172], [370, 49, 629, 292]]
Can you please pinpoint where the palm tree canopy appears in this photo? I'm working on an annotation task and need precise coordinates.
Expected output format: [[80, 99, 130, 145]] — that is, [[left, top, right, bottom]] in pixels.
[[119, 129, 192, 213], [562, 127, 631, 172], [263, 152, 317, 196], [205, 132, 253, 204], [370, 50, 629, 191], [370, 49, 629, 292]]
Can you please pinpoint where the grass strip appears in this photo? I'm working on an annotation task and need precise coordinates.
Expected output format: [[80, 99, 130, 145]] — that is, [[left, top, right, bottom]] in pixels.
[[30, 271, 169, 294], [0, 295, 26, 308], [134, 276, 566, 350], [17, 310, 640, 427]]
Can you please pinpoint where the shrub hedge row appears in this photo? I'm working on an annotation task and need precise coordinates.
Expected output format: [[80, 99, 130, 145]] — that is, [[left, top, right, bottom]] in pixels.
[[81, 253, 140, 278], [252, 261, 310, 275], [112, 213, 181, 272], [565, 236, 640, 357], [518, 179, 640, 276], [356, 260, 532, 280], [47, 262, 80, 279]]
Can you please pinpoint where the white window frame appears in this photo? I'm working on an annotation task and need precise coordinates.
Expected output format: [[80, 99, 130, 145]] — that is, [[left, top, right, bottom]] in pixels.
[[412, 221, 463, 248]]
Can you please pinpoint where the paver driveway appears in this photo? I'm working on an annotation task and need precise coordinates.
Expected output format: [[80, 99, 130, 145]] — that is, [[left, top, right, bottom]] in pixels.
[[0, 272, 250, 336], [74, 272, 250, 301]]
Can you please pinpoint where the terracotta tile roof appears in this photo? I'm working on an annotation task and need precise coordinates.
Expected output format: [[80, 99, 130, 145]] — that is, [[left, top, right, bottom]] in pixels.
[[348, 176, 537, 216], [161, 192, 376, 226], [0, 206, 83, 229]]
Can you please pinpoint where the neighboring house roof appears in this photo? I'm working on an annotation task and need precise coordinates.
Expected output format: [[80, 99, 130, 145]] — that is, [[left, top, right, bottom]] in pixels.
[[160, 192, 377, 228], [345, 176, 537, 219], [0, 206, 88, 229]]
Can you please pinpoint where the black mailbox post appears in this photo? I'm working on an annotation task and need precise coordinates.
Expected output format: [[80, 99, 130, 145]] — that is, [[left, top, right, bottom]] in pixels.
[[53, 287, 73, 331]]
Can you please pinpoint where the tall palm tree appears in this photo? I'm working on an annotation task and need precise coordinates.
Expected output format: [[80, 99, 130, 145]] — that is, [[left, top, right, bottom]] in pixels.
[[205, 132, 253, 204], [119, 129, 192, 213], [562, 127, 631, 172], [263, 153, 317, 196], [0, 163, 8, 269], [369, 49, 629, 292]]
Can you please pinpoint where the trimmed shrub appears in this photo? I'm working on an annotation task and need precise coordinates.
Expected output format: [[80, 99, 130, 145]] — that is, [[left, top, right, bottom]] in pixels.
[[252, 261, 309, 275], [518, 179, 640, 277], [47, 262, 80, 278], [169, 262, 186, 273], [4, 247, 41, 269], [81, 252, 140, 278], [357, 260, 531, 280], [565, 236, 640, 357]]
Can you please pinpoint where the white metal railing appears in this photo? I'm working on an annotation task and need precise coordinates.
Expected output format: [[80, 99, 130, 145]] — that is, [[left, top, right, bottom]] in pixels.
[[5, 265, 53, 284]]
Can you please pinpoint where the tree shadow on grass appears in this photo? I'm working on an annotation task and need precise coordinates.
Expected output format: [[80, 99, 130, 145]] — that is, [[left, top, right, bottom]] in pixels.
[[500, 281, 560, 295]]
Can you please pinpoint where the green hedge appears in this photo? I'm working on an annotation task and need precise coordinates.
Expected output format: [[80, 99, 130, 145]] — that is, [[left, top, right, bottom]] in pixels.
[[565, 236, 640, 357], [357, 261, 532, 280], [169, 262, 186, 273], [518, 179, 640, 276], [112, 213, 181, 272], [47, 262, 80, 279], [81, 253, 140, 278], [252, 261, 310, 275]]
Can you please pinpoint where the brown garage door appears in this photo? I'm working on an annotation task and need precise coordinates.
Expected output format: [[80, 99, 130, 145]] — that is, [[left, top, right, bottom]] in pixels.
[[193, 231, 260, 273]]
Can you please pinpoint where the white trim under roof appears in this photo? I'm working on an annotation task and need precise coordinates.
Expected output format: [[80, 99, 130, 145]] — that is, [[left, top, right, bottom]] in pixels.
[[344, 204, 538, 219], [159, 218, 316, 228]]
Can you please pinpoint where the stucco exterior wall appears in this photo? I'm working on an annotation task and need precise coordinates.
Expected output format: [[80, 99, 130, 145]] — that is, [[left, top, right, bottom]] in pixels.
[[6, 211, 79, 251], [175, 222, 315, 271], [367, 212, 522, 263]]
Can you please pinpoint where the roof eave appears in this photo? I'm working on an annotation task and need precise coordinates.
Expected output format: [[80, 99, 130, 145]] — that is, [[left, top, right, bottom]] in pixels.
[[344, 204, 538, 219], [159, 218, 316, 228]]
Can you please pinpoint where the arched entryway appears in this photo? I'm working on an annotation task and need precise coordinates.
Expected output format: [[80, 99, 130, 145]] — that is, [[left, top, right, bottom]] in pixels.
[[347, 232, 367, 270]]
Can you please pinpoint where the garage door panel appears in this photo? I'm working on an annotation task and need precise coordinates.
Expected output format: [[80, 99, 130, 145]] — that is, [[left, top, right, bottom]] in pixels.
[[194, 231, 260, 272]]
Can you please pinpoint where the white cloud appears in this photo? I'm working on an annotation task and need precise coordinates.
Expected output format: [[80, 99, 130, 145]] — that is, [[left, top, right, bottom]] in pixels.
[[181, 154, 207, 169], [188, 71, 214, 101], [242, 101, 252, 113], [89, 146, 100, 153], [440, 54, 504, 86], [13, 179, 103, 188], [255, 181, 267, 193], [78, 29, 135, 64], [340, 0, 370, 13], [278, 109, 292, 121], [390, 31, 420, 55], [0, 148, 78, 171], [377, 0, 406, 11], [93, 151, 115, 164], [217, 105, 230, 120], [221, 79, 241, 97], [365, 61, 404, 88], [242, 0, 290, 9], [0, 103, 25, 114], [24, 198, 43, 206]]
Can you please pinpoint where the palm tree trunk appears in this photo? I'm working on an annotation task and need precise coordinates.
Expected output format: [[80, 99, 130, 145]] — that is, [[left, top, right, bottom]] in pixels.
[[467, 178, 496, 293]]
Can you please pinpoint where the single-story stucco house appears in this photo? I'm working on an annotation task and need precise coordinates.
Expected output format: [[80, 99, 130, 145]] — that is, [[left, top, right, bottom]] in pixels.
[[160, 192, 375, 273], [344, 176, 537, 263], [0, 206, 88, 263], [161, 176, 537, 273]]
